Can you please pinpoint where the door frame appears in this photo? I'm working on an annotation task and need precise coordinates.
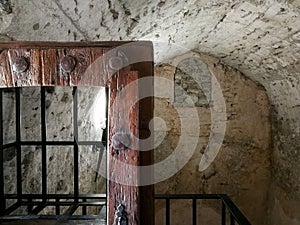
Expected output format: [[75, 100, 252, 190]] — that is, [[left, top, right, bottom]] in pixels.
[[0, 41, 154, 225]]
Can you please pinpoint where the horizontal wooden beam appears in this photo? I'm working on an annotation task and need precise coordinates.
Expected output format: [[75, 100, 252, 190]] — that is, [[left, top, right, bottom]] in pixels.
[[0, 41, 152, 49]]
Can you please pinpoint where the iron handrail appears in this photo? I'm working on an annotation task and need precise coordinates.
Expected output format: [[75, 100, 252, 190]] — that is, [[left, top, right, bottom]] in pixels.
[[155, 194, 251, 225]]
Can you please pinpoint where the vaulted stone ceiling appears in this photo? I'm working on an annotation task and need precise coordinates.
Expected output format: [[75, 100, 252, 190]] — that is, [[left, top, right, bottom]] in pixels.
[[1, 0, 300, 121], [1, 1, 300, 223], [0, 0, 299, 127]]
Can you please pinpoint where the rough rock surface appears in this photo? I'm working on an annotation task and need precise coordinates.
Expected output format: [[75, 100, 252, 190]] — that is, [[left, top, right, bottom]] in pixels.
[[154, 53, 271, 225], [0, 0, 300, 223]]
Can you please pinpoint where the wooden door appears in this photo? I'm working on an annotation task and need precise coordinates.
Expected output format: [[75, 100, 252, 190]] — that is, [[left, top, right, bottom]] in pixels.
[[0, 41, 154, 225], [106, 43, 154, 225]]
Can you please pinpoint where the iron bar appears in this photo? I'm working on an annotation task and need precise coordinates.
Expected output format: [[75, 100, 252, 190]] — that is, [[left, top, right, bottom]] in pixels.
[[230, 214, 235, 225], [4, 193, 106, 199], [27, 198, 33, 214], [155, 194, 221, 200], [15, 88, 22, 201], [4, 202, 20, 215], [192, 198, 197, 225], [94, 144, 105, 182], [2, 142, 16, 149], [30, 204, 47, 215], [0, 215, 106, 221], [155, 194, 251, 225], [73, 87, 79, 201], [0, 90, 4, 215], [222, 201, 226, 225], [20, 141, 104, 146], [41, 87, 47, 202], [63, 204, 79, 216], [0, 87, 109, 221], [221, 195, 250, 225], [19, 201, 106, 207], [78, 141, 106, 146], [56, 199, 60, 215], [82, 198, 87, 215], [79, 202, 106, 206], [165, 198, 170, 225]]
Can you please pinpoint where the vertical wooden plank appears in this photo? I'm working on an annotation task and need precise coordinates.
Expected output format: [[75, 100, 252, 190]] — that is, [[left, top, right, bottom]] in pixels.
[[41, 49, 58, 86], [108, 41, 154, 225], [31, 50, 42, 85], [0, 41, 155, 225], [56, 49, 71, 86], [0, 50, 12, 87], [108, 69, 140, 225], [7, 49, 41, 86], [108, 72, 117, 225], [68, 48, 92, 86], [89, 48, 106, 87], [131, 43, 155, 225]]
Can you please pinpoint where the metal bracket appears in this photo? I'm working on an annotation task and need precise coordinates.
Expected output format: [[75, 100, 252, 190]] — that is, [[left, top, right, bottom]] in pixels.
[[114, 204, 128, 225]]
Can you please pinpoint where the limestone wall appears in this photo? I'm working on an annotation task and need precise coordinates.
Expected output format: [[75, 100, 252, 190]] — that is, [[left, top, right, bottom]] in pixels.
[[268, 80, 300, 225], [1, 0, 300, 223], [154, 53, 271, 225], [1, 52, 297, 225]]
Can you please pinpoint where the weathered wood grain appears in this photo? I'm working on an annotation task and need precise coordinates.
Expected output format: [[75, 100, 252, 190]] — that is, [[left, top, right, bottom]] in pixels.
[[81, 48, 106, 87], [41, 49, 58, 86], [0, 41, 154, 225], [67, 48, 91, 86], [41, 48, 106, 87], [7, 49, 41, 87], [108, 69, 140, 225], [132, 44, 155, 225], [0, 50, 12, 87]]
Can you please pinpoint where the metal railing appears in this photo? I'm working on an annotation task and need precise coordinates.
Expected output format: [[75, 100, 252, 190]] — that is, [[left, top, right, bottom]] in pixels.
[[155, 194, 251, 225], [0, 87, 107, 221], [1, 194, 106, 221]]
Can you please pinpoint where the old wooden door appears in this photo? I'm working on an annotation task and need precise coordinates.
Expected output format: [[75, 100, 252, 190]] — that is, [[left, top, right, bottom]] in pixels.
[[0, 41, 154, 225]]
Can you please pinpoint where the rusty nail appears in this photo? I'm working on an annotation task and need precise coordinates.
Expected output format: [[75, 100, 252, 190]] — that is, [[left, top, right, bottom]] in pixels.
[[108, 56, 123, 71], [12, 56, 29, 73], [60, 55, 76, 72]]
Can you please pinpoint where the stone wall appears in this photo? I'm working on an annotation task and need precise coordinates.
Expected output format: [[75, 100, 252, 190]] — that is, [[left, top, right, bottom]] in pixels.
[[154, 52, 271, 225], [1, 0, 300, 223], [1, 51, 296, 224], [267, 80, 300, 225]]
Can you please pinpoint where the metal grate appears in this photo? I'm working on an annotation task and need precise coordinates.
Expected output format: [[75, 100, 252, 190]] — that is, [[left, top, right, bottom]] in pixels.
[[155, 194, 251, 225], [0, 87, 107, 221]]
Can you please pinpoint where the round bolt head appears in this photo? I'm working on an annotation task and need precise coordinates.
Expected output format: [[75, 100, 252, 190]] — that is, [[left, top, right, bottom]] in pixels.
[[12, 56, 29, 73], [60, 55, 76, 72], [112, 132, 131, 151], [108, 56, 123, 71]]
